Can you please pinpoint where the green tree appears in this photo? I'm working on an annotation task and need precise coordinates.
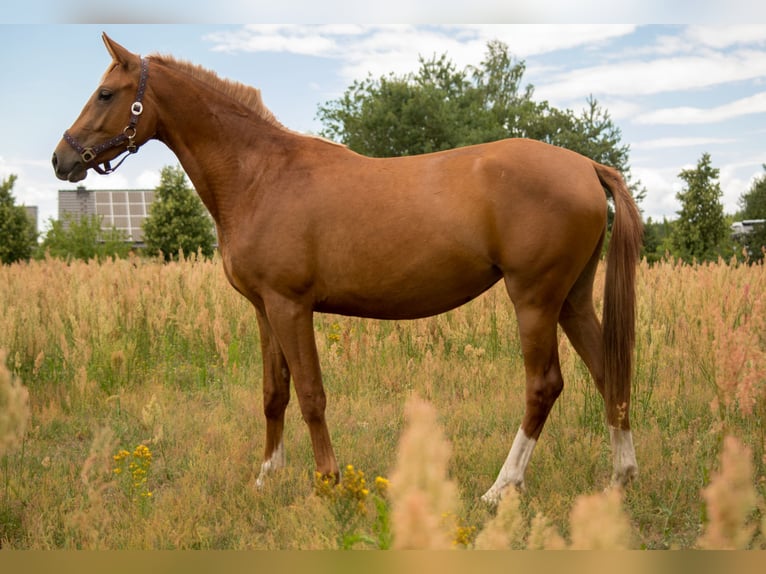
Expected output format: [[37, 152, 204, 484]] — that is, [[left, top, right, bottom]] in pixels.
[[671, 153, 727, 263], [0, 174, 38, 265], [40, 213, 130, 262], [735, 165, 766, 263], [142, 165, 216, 261], [318, 53, 483, 157], [642, 216, 676, 264], [317, 40, 643, 207]]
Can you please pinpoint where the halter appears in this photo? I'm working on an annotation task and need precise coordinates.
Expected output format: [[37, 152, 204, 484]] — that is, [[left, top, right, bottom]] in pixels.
[[63, 57, 150, 175]]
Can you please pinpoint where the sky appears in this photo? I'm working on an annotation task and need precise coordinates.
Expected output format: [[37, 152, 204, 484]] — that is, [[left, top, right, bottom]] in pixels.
[[2, 20, 766, 230]]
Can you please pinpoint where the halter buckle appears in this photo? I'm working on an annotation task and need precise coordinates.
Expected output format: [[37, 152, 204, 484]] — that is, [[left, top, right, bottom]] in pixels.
[[131, 101, 143, 116], [81, 148, 96, 163]]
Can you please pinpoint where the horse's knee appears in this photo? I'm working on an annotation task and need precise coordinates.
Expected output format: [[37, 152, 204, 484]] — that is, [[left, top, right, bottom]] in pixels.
[[263, 386, 290, 418], [296, 387, 327, 425], [527, 368, 564, 408], [522, 367, 563, 439]]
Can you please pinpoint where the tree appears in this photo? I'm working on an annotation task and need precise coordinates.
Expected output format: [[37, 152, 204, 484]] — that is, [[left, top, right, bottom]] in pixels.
[[317, 40, 645, 229], [317, 40, 643, 203], [318, 53, 485, 157], [142, 165, 216, 261], [735, 165, 766, 263], [671, 153, 727, 263], [739, 165, 766, 218], [39, 213, 130, 262], [641, 216, 674, 264], [0, 174, 38, 265]]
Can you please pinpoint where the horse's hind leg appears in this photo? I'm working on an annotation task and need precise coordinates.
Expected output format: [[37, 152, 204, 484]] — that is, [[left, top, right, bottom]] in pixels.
[[255, 307, 291, 488], [559, 265, 637, 487], [558, 252, 605, 398], [482, 296, 564, 505]]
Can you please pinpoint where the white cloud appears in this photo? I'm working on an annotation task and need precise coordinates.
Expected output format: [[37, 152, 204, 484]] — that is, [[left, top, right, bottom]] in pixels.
[[535, 51, 766, 103], [459, 24, 637, 58], [685, 25, 766, 49], [207, 25, 348, 57], [632, 165, 683, 220], [635, 92, 766, 125], [631, 137, 737, 150], [136, 169, 161, 190], [204, 24, 638, 84], [635, 155, 766, 221]]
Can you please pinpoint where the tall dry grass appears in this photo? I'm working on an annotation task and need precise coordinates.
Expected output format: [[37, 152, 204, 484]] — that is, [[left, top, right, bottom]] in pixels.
[[0, 254, 764, 548]]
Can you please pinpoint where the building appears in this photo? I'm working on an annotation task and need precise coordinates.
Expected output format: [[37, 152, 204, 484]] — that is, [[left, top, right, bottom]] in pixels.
[[58, 185, 155, 245]]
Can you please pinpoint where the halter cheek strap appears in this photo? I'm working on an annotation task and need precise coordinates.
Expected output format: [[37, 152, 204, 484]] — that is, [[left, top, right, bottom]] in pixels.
[[63, 57, 149, 175]]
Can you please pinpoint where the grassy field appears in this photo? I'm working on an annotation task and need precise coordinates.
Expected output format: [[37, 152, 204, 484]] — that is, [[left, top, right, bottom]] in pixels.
[[0, 254, 764, 549]]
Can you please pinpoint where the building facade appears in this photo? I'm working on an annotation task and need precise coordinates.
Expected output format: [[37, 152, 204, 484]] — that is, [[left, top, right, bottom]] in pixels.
[[58, 185, 154, 245]]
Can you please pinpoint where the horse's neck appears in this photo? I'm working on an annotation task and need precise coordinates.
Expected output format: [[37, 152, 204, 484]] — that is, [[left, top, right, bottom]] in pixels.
[[151, 65, 288, 224]]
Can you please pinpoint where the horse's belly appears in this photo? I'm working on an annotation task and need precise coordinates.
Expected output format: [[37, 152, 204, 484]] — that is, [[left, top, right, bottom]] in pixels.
[[313, 263, 502, 320]]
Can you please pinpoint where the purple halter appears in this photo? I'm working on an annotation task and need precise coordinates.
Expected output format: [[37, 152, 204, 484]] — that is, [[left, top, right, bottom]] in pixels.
[[63, 58, 149, 175]]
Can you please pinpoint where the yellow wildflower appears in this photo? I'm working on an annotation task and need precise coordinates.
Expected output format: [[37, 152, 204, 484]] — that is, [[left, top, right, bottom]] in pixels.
[[374, 476, 389, 497]]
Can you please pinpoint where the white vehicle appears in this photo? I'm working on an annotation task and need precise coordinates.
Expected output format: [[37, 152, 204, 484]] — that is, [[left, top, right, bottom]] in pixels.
[[731, 219, 765, 238]]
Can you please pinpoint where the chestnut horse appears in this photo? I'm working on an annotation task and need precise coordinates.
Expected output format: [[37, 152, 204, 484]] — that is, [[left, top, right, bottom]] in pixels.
[[53, 34, 643, 503]]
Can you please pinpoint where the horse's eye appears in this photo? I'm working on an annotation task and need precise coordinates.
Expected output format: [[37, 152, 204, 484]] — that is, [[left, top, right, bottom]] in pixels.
[[98, 89, 113, 102]]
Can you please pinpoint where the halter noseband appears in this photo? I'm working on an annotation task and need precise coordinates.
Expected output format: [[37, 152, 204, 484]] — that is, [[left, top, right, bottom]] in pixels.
[[63, 57, 149, 175]]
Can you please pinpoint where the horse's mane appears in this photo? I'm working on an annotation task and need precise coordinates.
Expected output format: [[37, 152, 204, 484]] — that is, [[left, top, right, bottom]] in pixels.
[[150, 54, 343, 146], [151, 54, 284, 127]]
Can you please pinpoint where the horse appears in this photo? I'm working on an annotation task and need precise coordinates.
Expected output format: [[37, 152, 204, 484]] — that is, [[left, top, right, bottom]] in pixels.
[[52, 34, 643, 504]]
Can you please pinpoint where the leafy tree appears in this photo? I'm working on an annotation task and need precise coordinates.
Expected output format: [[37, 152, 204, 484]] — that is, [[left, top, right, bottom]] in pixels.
[[641, 216, 675, 264], [671, 153, 727, 263], [142, 165, 216, 261], [317, 40, 644, 204], [0, 174, 38, 265], [735, 165, 766, 263], [739, 165, 766, 218], [40, 213, 130, 262]]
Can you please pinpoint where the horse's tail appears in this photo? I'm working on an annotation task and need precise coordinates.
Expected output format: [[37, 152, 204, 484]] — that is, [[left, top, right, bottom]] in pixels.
[[593, 162, 643, 430]]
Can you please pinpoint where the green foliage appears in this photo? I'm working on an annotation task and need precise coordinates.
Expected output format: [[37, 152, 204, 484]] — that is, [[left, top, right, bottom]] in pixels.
[[671, 153, 727, 263], [641, 217, 676, 264], [735, 166, 766, 263], [739, 165, 766, 219], [738, 223, 766, 264], [314, 466, 392, 549], [142, 165, 216, 261], [0, 174, 38, 265], [317, 40, 644, 203], [39, 213, 130, 262]]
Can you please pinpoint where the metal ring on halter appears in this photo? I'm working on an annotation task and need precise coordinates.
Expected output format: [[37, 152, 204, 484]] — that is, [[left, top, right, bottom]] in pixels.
[[81, 148, 97, 163], [131, 102, 143, 116]]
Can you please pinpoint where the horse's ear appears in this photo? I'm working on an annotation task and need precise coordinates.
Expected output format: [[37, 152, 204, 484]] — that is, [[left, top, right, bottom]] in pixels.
[[102, 33, 136, 66]]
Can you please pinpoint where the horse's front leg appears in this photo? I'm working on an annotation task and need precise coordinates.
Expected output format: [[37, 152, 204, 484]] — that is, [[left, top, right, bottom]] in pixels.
[[255, 307, 291, 488], [262, 294, 339, 481]]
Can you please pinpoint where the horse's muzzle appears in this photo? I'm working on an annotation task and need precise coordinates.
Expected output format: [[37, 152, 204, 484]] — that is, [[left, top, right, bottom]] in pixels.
[[52, 149, 88, 183]]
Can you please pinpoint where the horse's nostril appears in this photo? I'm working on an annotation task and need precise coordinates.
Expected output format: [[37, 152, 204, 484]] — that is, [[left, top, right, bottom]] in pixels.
[[51, 153, 58, 171]]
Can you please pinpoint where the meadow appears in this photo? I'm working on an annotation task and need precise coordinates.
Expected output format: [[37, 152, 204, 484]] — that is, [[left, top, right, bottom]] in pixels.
[[0, 253, 764, 549]]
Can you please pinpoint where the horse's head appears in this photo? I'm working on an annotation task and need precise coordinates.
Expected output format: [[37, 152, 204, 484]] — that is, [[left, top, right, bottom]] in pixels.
[[52, 34, 156, 182]]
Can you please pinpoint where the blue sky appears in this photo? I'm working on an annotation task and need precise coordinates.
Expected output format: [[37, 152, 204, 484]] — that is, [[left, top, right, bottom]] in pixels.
[[2, 23, 766, 229]]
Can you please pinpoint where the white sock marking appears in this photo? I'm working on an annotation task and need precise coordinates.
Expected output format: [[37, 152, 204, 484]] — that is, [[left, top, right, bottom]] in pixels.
[[481, 427, 536, 505], [255, 439, 285, 489], [609, 426, 637, 486]]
